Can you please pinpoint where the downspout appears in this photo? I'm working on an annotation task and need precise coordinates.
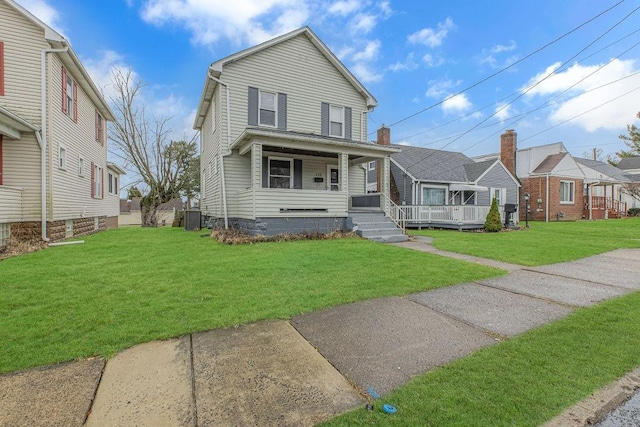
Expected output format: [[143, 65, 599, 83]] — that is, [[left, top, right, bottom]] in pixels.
[[207, 70, 230, 229], [40, 45, 69, 242], [545, 173, 550, 222]]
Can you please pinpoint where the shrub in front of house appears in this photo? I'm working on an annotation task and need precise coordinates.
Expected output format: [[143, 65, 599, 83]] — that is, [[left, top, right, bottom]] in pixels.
[[483, 197, 503, 232], [628, 207, 640, 217]]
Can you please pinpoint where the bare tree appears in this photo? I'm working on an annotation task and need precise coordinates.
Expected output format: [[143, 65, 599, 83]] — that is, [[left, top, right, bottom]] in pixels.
[[621, 182, 640, 204], [108, 69, 198, 226]]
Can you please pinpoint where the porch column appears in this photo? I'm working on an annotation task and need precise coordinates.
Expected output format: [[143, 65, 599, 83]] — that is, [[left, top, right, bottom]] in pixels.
[[251, 143, 262, 189], [340, 152, 348, 193], [381, 156, 390, 213]]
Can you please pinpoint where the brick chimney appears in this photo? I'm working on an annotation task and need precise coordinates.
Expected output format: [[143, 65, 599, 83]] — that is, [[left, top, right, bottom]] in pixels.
[[376, 125, 390, 193], [500, 130, 517, 177]]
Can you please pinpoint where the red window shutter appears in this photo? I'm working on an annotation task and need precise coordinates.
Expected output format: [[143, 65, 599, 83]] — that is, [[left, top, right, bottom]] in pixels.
[[62, 66, 67, 114], [91, 161, 95, 198], [101, 167, 104, 199], [73, 82, 78, 122], [0, 42, 5, 96], [95, 110, 99, 141]]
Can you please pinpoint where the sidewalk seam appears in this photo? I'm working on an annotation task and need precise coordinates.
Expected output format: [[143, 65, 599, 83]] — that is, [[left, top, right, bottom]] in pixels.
[[82, 357, 106, 425], [189, 334, 199, 427]]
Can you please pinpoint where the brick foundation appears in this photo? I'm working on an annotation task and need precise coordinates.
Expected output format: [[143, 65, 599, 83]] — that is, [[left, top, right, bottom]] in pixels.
[[8, 217, 107, 243]]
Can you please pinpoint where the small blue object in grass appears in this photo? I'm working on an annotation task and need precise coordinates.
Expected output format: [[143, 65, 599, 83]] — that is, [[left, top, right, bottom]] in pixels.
[[382, 404, 397, 414], [366, 386, 380, 400]]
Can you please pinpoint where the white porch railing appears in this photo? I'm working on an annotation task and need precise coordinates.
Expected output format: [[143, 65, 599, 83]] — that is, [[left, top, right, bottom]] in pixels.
[[392, 205, 506, 225]]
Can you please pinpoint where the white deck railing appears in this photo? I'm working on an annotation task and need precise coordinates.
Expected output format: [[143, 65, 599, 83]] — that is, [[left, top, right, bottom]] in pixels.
[[390, 205, 505, 225]]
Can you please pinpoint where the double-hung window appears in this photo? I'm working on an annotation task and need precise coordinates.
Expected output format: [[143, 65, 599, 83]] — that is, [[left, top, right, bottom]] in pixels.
[[268, 157, 293, 189], [560, 180, 574, 204], [62, 67, 77, 122], [95, 111, 104, 145], [329, 105, 344, 137], [259, 91, 276, 127], [108, 172, 114, 194], [92, 163, 103, 199], [422, 186, 446, 206]]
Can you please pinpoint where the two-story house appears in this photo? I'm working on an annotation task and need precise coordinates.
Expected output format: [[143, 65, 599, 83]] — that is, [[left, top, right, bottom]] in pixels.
[[194, 26, 399, 236], [0, 0, 123, 247]]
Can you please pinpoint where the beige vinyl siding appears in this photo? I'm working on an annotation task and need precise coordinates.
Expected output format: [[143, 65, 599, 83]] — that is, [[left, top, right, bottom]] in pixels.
[[199, 87, 223, 218], [48, 54, 110, 221], [0, 1, 47, 124], [348, 164, 365, 196], [1, 133, 42, 220], [223, 153, 251, 217], [0, 185, 24, 222], [222, 34, 367, 144], [249, 189, 347, 217]]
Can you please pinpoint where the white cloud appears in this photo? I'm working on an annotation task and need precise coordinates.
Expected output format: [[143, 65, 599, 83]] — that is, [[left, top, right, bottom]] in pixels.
[[388, 53, 418, 72], [351, 13, 377, 33], [408, 18, 455, 48], [140, 0, 309, 46], [15, 0, 63, 33], [479, 41, 517, 68], [523, 59, 640, 131], [328, 0, 361, 15], [490, 40, 516, 54], [442, 93, 472, 113], [425, 79, 461, 98], [378, 0, 392, 18], [351, 63, 382, 83], [495, 103, 511, 121], [353, 40, 380, 62], [82, 50, 133, 100], [422, 53, 445, 68]]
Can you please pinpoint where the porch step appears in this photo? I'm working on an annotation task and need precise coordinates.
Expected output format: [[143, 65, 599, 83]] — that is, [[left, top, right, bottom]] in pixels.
[[347, 211, 408, 243]]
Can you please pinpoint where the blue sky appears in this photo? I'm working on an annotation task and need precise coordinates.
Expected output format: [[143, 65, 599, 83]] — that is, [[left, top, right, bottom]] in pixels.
[[17, 0, 640, 161]]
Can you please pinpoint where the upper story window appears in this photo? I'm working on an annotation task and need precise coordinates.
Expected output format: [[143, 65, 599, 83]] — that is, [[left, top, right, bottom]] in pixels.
[[0, 41, 5, 96], [248, 87, 287, 130], [368, 161, 376, 171], [62, 67, 78, 122], [321, 102, 352, 140], [95, 111, 104, 145], [259, 91, 276, 127], [329, 105, 344, 138], [560, 180, 574, 204]]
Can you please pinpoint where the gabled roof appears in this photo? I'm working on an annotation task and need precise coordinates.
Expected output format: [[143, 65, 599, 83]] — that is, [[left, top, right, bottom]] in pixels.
[[3, 0, 114, 121], [391, 145, 474, 182], [464, 158, 496, 182], [618, 156, 640, 171], [194, 26, 376, 129], [532, 152, 568, 174], [574, 157, 629, 182]]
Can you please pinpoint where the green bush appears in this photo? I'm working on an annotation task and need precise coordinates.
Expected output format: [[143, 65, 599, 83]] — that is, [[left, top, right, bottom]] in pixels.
[[483, 197, 503, 232], [628, 207, 640, 217]]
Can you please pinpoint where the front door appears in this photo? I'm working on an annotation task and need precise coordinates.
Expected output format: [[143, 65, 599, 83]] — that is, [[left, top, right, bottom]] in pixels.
[[327, 165, 339, 191]]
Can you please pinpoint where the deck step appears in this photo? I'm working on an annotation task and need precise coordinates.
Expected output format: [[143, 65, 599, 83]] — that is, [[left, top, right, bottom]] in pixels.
[[348, 212, 408, 243]]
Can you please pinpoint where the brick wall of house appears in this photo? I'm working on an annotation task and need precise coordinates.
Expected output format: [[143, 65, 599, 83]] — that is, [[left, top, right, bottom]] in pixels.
[[104, 216, 119, 229], [376, 126, 390, 194], [500, 130, 517, 177], [520, 176, 584, 221]]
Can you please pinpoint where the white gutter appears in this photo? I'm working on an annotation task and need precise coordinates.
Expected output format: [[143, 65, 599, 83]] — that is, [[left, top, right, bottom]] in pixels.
[[206, 70, 230, 229], [40, 46, 69, 242]]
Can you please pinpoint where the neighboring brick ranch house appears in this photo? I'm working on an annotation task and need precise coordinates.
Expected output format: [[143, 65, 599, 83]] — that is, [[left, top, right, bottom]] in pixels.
[[493, 130, 627, 221], [0, 0, 124, 247]]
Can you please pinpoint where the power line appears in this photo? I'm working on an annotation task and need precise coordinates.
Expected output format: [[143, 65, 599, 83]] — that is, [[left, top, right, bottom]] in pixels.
[[369, 0, 627, 135]]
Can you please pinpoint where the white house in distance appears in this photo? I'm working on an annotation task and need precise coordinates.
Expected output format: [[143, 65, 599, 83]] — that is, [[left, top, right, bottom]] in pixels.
[[194, 26, 400, 236], [0, 0, 123, 247]]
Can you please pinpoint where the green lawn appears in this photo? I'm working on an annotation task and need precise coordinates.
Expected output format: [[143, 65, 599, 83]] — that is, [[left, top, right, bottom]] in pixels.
[[409, 218, 640, 265], [325, 291, 640, 426], [0, 227, 503, 374]]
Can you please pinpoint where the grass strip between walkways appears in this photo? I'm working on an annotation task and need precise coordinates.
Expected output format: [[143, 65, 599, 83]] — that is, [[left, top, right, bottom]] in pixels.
[[0, 227, 504, 374], [409, 218, 640, 266], [324, 290, 640, 427]]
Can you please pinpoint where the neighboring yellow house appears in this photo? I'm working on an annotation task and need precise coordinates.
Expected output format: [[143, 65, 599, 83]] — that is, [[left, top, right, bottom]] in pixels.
[[0, 0, 124, 246]]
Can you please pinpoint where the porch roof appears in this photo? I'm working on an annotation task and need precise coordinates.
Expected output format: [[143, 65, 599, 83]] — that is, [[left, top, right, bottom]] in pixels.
[[231, 127, 400, 161], [0, 105, 39, 140]]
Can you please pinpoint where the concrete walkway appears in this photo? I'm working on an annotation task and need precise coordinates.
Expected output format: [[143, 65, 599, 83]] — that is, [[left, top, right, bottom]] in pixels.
[[2, 241, 640, 426]]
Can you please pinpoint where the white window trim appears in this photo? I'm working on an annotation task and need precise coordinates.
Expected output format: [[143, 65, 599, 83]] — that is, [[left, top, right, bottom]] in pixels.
[[368, 161, 376, 171], [268, 156, 293, 189], [94, 164, 103, 199], [560, 180, 575, 204], [66, 76, 75, 119], [259, 90, 277, 128], [329, 105, 345, 138], [420, 184, 448, 206], [490, 187, 506, 206], [78, 155, 85, 177], [108, 172, 114, 195], [58, 144, 67, 170]]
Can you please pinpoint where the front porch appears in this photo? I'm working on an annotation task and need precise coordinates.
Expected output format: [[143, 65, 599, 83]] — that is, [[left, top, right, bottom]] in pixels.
[[351, 193, 509, 230], [583, 195, 627, 219]]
